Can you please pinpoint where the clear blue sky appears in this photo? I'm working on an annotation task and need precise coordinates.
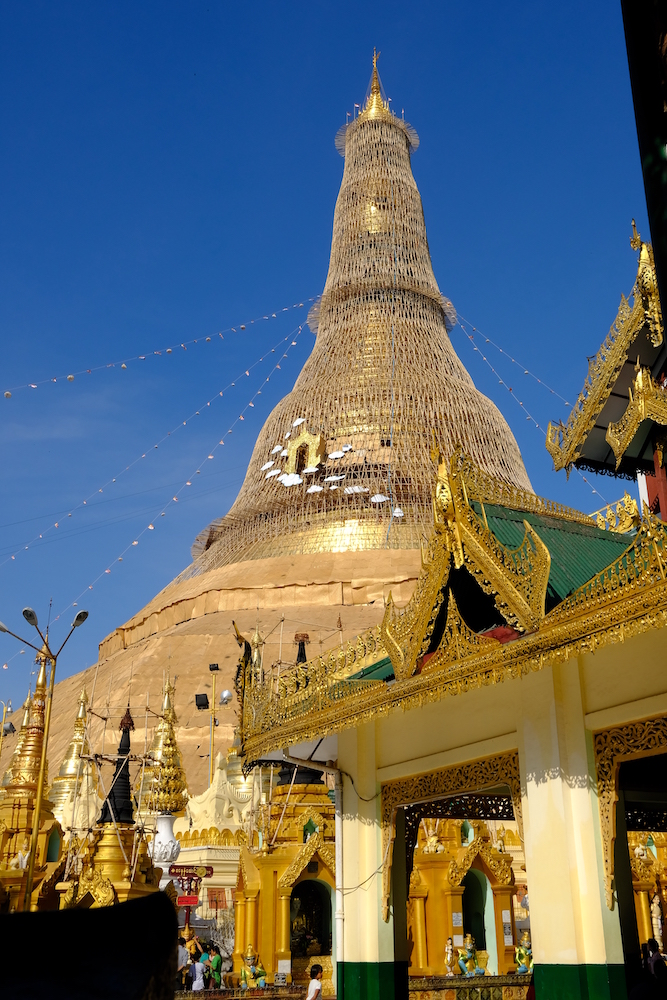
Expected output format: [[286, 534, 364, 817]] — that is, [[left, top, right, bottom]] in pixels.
[[0, 1, 646, 708]]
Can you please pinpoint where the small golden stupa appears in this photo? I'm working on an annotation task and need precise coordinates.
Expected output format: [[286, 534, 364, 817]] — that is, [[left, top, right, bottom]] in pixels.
[[0, 691, 31, 799], [137, 678, 188, 816], [0, 650, 64, 911], [48, 687, 99, 837]]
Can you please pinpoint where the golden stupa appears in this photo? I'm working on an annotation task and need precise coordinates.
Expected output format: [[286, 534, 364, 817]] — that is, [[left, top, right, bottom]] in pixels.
[[189, 56, 530, 573], [0, 57, 531, 794]]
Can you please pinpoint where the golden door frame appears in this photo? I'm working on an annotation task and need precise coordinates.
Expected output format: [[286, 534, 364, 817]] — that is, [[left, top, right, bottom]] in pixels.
[[380, 750, 523, 921], [592, 713, 667, 908]]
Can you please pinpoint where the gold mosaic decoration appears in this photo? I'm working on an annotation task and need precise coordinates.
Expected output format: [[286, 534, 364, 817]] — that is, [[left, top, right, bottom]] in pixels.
[[183, 58, 531, 576], [592, 713, 667, 907], [546, 222, 664, 472], [379, 751, 522, 921]]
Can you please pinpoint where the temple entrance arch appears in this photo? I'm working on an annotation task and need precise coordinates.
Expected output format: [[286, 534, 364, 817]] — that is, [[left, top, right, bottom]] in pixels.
[[381, 751, 526, 978], [290, 877, 332, 957]]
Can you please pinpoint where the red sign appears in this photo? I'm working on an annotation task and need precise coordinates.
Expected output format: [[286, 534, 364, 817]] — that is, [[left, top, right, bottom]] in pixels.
[[177, 895, 199, 907]]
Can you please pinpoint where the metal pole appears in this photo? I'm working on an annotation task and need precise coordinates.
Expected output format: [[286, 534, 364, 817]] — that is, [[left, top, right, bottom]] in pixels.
[[335, 770, 344, 999], [23, 648, 56, 910], [210, 671, 216, 786]]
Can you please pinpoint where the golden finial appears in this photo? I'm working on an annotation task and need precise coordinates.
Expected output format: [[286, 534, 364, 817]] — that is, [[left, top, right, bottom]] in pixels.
[[359, 48, 388, 121], [630, 219, 642, 251]]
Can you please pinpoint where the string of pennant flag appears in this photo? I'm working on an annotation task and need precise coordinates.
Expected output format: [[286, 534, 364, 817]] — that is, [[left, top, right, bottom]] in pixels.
[[2, 297, 315, 398], [457, 319, 608, 504], [53, 324, 306, 622], [1, 325, 305, 572]]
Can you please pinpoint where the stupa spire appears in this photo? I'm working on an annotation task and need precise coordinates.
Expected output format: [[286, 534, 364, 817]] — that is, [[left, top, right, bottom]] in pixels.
[[6, 649, 50, 796], [1, 691, 31, 790], [138, 678, 187, 815], [360, 48, 386, 120], [48, 687, 96, 827], [99, 706, 134, 825], [189, 59, 531, 573]]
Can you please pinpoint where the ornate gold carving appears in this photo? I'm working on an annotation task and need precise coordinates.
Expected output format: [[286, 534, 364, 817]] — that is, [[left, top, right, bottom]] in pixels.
[[380, 751, 522, 921], [546, 226, 663, 472], [592, 493, 642, 533], [381, 530, 451, 680], [593, 714, 667, 908], [632, 220, 663, 347], [77, 865, 117, 907], [277, 831, 335, 888], [422, 593, 499, 669], [435, 451, 552, 631], [447, 838, 513, 887], [606, 366, 667, 467]]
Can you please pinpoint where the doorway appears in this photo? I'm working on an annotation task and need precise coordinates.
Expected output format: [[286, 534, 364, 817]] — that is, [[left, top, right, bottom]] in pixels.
[[290, 879, 332, 958]]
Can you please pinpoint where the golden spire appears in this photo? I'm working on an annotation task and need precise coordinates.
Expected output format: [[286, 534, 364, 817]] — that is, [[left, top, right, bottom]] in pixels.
[[6, 648, 50, 796], [190, 57, 532, 571], [137, 678, 188, 814], [1, 691, 31, 789], [359, 48, 388, 121], [48, 687, 95, 825]]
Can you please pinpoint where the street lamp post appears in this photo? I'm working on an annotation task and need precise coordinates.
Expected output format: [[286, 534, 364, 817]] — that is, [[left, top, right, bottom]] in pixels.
[[0, 606, 88, 910], [208, 663, 219, 786]]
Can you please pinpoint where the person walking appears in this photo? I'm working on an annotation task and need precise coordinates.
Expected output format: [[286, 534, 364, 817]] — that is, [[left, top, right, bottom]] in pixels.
[[306, 964, 323, 1000]]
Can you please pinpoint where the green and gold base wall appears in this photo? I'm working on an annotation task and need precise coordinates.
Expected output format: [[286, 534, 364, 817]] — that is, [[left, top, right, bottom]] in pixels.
[[335, 964, 627, 1000], [533, 964, 626, 1000]]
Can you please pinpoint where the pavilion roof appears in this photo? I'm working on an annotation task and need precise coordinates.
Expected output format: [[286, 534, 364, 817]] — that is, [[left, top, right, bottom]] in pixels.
[[546, 223, 666, 479]]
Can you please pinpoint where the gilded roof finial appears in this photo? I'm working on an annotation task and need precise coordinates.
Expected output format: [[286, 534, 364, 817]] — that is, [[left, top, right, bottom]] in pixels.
[[360, 48, 387, 120], [631, 219, 642, 251]]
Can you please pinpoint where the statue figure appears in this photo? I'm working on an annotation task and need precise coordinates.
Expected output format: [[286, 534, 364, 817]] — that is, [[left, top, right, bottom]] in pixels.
[[496, 823, 506, 852], [651, 893, 664, 951], [240, 943, 266, 989], [458, 933, 484, 976], [422, 818, 445, 854], [233, 622, 252, 736], [8, 836, 29, 870], [515, 930, 533, 973], [444, 936, 457, 976]]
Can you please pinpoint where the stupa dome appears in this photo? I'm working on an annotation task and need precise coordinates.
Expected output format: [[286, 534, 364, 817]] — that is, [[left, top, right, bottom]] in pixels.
[[188, 58, 531, 575]]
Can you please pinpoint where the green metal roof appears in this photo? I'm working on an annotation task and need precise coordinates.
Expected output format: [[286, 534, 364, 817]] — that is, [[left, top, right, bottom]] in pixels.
[[349, 655, 394, 682], [472, 502, 633, 605]]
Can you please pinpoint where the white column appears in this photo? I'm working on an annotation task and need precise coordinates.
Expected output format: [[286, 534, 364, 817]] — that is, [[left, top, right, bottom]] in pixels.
[[517, 658, 624, 968], [338, 721, 395, 967]]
